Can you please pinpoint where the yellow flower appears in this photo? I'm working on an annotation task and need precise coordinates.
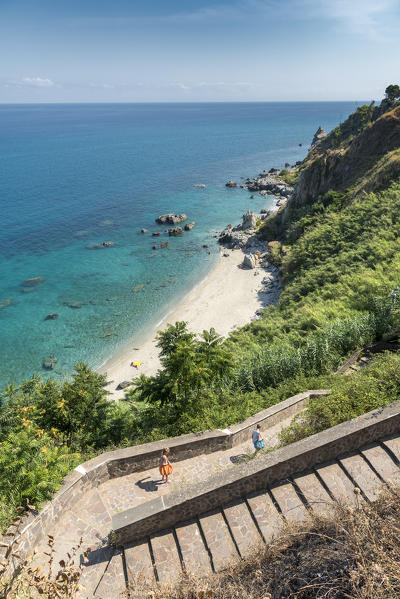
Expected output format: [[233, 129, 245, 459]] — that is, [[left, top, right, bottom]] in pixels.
[[57, 399, 65, 409], [36, 429, 44, 438], [41, 446, 47, 453]]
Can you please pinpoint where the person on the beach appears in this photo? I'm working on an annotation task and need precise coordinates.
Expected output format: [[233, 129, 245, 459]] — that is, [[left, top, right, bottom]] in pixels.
[[159, 447, 173, 483], [252, 424, 264, 451]]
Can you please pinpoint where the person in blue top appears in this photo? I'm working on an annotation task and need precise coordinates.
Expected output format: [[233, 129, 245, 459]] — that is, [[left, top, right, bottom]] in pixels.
[[252, 424, 264, 451]]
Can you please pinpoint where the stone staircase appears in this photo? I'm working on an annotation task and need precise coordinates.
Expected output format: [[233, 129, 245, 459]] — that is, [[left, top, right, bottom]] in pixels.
[[31, 433, 400, 598], [5, 393, 400, 598]]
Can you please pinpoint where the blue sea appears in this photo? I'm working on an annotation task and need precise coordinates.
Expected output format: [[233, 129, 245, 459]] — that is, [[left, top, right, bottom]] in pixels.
[[0, 102, 358, 387]]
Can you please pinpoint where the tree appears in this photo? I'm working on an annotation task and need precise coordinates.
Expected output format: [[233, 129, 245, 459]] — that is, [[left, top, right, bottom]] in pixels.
[[385, 84, 400, 102], [156, 321, 195, 358]]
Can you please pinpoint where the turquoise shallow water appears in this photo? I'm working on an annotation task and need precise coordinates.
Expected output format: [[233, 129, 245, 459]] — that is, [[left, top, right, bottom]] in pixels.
[[0, 102, 358, 386]]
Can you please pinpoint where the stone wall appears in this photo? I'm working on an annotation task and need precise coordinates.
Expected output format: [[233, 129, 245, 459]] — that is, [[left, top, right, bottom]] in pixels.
[[2, 389, 328, 569], [113, 401, 400, 545]]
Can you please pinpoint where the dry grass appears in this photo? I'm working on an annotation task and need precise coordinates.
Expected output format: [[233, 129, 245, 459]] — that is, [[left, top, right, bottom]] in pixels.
[[147, 487, 400, 599]]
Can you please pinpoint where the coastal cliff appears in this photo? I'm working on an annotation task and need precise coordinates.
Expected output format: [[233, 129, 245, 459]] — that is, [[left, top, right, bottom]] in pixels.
[[289, 103, 400, 211]]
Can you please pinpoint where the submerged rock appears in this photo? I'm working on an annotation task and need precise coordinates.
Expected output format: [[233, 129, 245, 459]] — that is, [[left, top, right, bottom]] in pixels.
[[141, 228, 148, 233], [64, 301, 84, 309], [152, 232, 161, 236], [45, 313, 58, 320], [132, 284, 144, 292], [194, 183, 207, 188], [184, 221, 196, 231], [156, 213, 187, 225], [152, 242, 168, 250], [22, 276, 45, 287], [225, 180, 237, 188], [42, 355, 58, 370], [0, 298, 12, 310]]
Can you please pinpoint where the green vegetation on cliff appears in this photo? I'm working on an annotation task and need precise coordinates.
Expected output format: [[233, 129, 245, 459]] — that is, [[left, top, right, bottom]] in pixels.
[[2, 89, 400, 531]]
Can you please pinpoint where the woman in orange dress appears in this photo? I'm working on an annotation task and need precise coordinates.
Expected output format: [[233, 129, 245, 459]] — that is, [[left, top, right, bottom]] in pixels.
[[159, 448, 173, 483]]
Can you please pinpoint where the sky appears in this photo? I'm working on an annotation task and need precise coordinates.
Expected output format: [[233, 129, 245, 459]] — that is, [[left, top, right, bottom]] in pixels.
[[1, 0, 400, 103]]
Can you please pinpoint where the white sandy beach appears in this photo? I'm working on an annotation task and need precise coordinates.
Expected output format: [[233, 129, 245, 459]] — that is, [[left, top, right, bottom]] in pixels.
[[100, 246, 279, 400]]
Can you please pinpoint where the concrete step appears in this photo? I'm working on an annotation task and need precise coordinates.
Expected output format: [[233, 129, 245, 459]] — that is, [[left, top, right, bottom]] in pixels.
[[223, 498, 262, 557], [315, 460, 364, 507], [150, 529, 182, 583], [246, 489, 283, 542], [339, 452, 382, 501], [79, 545, 114, 598], [198, 508, 239, 571], [361, 443, 400, 485], [71, 488, 112, 539], [175, 519, 213, 576], [293, 471, 333, 517], [124, 538, 156, 587], [93, 548, 126, 599], [269, 481, 308, 522]]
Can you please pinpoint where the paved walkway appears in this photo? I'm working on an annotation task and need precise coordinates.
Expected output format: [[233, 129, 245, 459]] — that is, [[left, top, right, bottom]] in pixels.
[[30, 417, 400, 598]]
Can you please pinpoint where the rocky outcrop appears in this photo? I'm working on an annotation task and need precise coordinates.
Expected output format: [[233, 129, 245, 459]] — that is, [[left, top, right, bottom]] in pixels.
[[246, 174, 294, 199], [243, 253, 259, 269], [290, 104, 400, 210], [42, 355, 57, 370], [242, 210, 257, 230], [152, 242, 168, 249], [194, 184, 207, 188], [156, 214, 187, 225], [168, 227, 183, 236], [225, 180, 237, 188], [45, 313, 58, 320], [184, 221, 196, 231], [311, 126, 326, 146]]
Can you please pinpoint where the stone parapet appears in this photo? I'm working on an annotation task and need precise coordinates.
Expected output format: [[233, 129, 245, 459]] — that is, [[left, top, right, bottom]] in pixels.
[[113, 400, 400, 544]]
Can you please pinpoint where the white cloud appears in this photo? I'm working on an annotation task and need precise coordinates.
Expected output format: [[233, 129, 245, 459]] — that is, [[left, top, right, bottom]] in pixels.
[[22, 77, 54, 87]]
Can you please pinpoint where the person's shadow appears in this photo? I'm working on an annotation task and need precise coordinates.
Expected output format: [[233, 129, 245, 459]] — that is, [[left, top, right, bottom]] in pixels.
[[230, 453, 249, 465], [136, 476, 164, 492]]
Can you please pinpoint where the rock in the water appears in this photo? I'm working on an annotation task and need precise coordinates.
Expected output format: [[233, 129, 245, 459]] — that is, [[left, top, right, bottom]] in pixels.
[[64, 301, 84, 309], [152, 231, 161, 236], [168, 226, 183, 236], [184, 221, 196, 231], [311, 126, 326, 146], [0, 298, 12, 310], [194, 184, 207, 188], [86, 241, 115, 249], [42, 355, 57, 370], [260, 208, 269, 214], [202, 244, 209, 248], [117, 381, 132, 390], [153, 242, 168, 250], [242, 210, 258, 230], [225, 180, 237, 187], [156, 213, 187, 225], [141, 228, 148, 233], [132, 284, 144, 292], [22, 276, 45, 287], [45, 313, 58, 320]]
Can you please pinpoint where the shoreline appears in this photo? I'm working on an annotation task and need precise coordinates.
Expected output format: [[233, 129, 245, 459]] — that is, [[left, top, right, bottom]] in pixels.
[[100, 245, 281, 400], [100, 172, 291, 401]]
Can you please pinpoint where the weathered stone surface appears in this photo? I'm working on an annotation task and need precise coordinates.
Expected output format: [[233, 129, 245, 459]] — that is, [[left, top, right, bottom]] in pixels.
[[246, 490, 283, 542], [150, 530, 181, 583], [293, 471, 333, 516], [116, 380, 131, 390], [361, 443, 400, 485], [225, 180, 237, 187], [243, 253, 257, 269], [315, 461, 362, 507], [125, 539, 155, 586], [270, 482, 307, 522], [156, 213, 187, 225]]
